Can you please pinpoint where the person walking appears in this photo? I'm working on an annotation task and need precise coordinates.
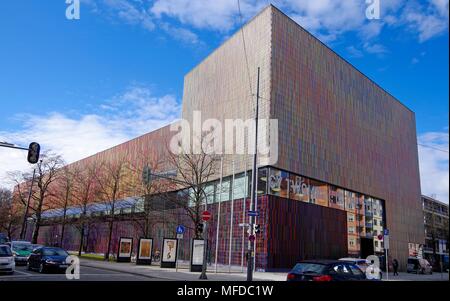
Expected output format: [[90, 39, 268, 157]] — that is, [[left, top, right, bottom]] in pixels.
[[393, 258, 399, 276]]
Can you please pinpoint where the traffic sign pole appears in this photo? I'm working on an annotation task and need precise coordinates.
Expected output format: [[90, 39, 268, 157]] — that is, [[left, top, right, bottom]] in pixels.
[[199, 211, 211, 279], [199, 221, 208, 280]]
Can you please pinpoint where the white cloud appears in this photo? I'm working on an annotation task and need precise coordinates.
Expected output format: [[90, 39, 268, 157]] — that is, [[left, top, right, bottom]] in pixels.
[[397, 0, 449, 42], [363, 42, 389, 55], [102, 0, 155, 31], [85, 0, 448, 47], [418, 131, 449, 204], [0, 85, 180, 189], [346, 45, 364, 58]]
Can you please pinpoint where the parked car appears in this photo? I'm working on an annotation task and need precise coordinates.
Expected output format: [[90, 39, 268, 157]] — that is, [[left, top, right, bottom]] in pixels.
[[407, 257, 433, 274], [0, 244, 15, 274], [27, 247, 70, 273], [339, 257, 382, 280], [286, 260, 367, 281], [10, 241, 36, 265]]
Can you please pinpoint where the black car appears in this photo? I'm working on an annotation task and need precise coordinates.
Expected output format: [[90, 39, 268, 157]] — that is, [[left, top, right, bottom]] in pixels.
[[27, 247, 70, 273], [287, 260, 367, 281]]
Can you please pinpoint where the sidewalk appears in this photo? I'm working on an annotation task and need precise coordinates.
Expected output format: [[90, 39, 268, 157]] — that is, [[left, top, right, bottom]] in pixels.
[[80, 258, 288, 281], [382, 272, 449, 281]]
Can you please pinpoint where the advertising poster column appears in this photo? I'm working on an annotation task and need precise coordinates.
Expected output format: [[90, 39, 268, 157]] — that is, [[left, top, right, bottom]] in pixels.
[[161, 238, 178, 268], [117, 237, 133, 263], [136, 238, 153, 265], [190, 239, 204, 272]]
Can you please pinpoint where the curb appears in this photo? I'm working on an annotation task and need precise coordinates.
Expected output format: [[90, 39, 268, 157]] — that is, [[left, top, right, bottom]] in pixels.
[[80, 262, 174, 281]]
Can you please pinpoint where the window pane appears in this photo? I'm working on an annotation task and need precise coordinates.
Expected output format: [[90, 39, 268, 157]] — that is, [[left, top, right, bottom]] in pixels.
[[233, 173, 247, 200], [268, 168, 288, 198], [310, 179, 328, 206], [329, 185, 344, 210], [289, 174, 309, 202], [257, 168, 267, 195]]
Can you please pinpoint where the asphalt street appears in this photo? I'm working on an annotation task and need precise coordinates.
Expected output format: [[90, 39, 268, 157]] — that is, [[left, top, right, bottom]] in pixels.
[[0, 265, 163, 281]]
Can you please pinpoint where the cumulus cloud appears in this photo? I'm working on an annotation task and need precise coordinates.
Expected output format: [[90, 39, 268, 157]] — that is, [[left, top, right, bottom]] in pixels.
[[0, 85, 180, 189], [418, 131, 449, 204], [84, 0, 448, 47]]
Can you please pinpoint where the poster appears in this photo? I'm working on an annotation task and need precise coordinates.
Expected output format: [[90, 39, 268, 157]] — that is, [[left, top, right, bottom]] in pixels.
[[117, 237, 133, 262], [289, 174, 309, 202], [269, 168, 288, 198], [138, 238, 153, 260], [162, 238, 177, 263], [192, 239, 204, 265]]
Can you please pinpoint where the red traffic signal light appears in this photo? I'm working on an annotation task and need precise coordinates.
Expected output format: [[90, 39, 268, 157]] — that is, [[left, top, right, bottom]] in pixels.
[[27, 142, 40, 164]]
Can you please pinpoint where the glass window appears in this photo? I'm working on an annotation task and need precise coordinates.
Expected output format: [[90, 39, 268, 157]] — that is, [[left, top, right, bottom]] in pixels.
[[204, 183, 215, 204], [233, 173, 248, 200], [135, 198, 144, 213], [332, 264, 351, 274], [289, 174, 309, 202], [310, 179, 328, 206], [345, 190, 358, 212], [256, 168, 267, 195], [268, 168, 288, 198], [220, 177, 231, 202], [348, 264, 364, 276], [329, 185, 344, 210]]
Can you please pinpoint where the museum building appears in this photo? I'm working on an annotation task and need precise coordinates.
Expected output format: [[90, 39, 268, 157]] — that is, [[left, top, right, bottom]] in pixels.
[[29, 5, 423, 271]]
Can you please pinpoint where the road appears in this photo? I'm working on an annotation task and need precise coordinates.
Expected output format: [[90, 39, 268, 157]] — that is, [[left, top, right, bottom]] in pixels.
[[0, 265, 164, 281]]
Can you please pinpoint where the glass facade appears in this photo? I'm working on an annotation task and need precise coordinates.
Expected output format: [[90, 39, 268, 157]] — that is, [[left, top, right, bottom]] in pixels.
[[266, 167, 386, 256], [181, 165, 386, 257]]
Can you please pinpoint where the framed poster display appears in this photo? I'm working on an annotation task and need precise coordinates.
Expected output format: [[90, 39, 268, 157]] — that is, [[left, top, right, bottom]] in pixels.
[[161, 238, 178, 268], [117, 237, 133, 262], [136, 238, 153, 265], [190, 239, 204, 272]]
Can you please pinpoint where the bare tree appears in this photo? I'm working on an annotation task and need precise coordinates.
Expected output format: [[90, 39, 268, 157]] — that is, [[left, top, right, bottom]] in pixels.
[[71, 162, 100, 256], [0, 188, 21, 239], [128, 151, 177, 239], [95, 157, 133, 260], [165, 139, 220, 239], [9, 153, 64, 244], [30, 153, 64, 244], [49, 165, 76, 248]]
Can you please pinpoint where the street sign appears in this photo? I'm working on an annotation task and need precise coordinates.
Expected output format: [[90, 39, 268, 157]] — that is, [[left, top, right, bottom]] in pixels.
[[202, 211, 211, 221], [248, 210, 259, 217], [249, 235, 256, 242], [177, 233, 183, 239], [384, 235, 390, 250], [239, 223, 249, 227], [384, 229, 389, 236], [176, 225, 185, 234]]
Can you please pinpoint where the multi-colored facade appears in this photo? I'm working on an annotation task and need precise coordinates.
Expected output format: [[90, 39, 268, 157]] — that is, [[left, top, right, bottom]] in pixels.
[[24, 5, 423, 271]]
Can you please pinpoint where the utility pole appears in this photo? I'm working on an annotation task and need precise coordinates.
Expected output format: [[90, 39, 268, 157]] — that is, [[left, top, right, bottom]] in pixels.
[[247, 67, 260, 282], [20, 167, 36, 239]]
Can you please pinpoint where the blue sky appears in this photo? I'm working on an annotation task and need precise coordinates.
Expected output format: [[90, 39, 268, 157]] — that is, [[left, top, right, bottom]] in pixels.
[[0, 0, 448, 202]]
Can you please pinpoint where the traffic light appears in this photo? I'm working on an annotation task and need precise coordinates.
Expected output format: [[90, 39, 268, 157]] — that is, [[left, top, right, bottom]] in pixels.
[[253, 224, 261, 234], [196, 223, 204, 234], [27, 142, 40, 164]]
